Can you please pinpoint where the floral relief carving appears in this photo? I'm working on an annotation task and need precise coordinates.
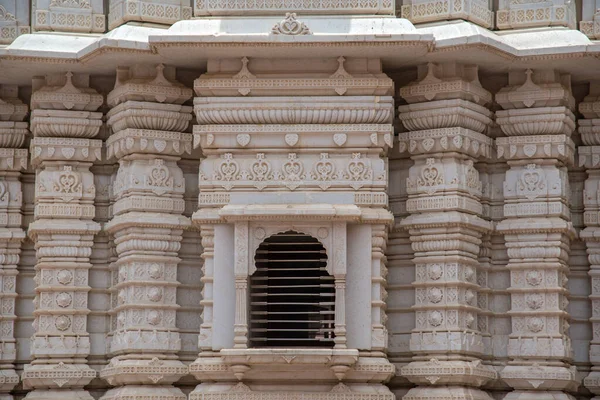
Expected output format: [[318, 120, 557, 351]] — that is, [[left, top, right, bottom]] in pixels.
[[271, 13, 312, 35], [417, 158, 444, 195], [517, 163, 546, 200]]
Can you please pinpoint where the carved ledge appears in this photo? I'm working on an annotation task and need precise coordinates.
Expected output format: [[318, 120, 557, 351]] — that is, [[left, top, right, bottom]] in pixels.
[[30, 137, 102, 167], [398, 99, 492, 133], [401, 359, 496, 387], [195, 56, 393, 97], [107, 101, 192, 133], [397, 127, 492, 159], [102, 385, 186, 400], [500, 364, 579, 392], [403, 386, 496, 400], [0, 148, 28, 171], [100, 356, 188, 386], [495, 135, 575, 164], [0, 87, 28, 121], [578, 146, 600, 169], [190, 349, 395, 384], [400, 210, 491, 232], [193, 124, 393, 153], [194, 96, 394, 125], [30, 110, 103, 138], [31, 72, 103, 112], [0, 122, 28, 148], [106, 129, 192, 160], [22, 363, 97, 390], [399, 63, 491, 106], [107, 64, 192, 107], [496, 106, 575, 136], [495, 69, 574, 110], [105, 211, 190, 233], [584, 370, 600, 394], [578, 120, 600, 145]]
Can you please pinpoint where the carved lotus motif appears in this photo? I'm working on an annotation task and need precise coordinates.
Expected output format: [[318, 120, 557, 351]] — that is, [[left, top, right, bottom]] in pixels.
[[147, 287, 163, 302], [428, 310, 443, 327], [526, 270, 543, 286], [147, 310, 161, 326], [428, 264, 443, 280], [54, 315, 71, 331], [56, 292, 72, 308], [56, 270, 73, 285], [149, 264, 163, 280], [527, 317, 544, 333], [427, 287, 443, 304]]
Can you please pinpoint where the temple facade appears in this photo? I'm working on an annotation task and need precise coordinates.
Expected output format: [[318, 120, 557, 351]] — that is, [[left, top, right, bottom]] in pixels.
[[1, 1, 600, 400]]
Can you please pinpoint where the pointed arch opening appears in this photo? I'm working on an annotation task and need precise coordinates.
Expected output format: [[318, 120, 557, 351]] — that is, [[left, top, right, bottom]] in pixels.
[[249, 230, 335, 348]]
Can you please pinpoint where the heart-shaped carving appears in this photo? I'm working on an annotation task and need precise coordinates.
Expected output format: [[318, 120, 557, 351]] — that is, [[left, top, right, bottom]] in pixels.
[[333, 133, 347, 147], [284, 134, 298, 147], [236, 134, 251, 147]]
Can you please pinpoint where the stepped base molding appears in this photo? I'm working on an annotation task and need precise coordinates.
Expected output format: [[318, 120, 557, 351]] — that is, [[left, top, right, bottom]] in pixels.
[[22, 390, 95, 400], [190, 383, 395, 400], [403, 386, 494, 400]]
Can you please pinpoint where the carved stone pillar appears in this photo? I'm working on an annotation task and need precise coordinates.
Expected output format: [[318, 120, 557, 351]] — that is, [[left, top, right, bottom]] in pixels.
[[495, 69, 578, 400], [99, 63, 193, 400], [0, 85, 28, 400], [22, 72, 103, 400], [580, 82, 600, 399], [398, 62, 497, 400]]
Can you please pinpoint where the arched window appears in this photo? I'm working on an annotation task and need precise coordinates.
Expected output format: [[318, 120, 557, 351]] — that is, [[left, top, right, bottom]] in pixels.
[[249, 231, 335, 348]]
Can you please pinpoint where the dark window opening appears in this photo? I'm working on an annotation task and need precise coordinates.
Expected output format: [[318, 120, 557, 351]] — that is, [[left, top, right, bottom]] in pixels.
[[250, 231, 335, 348]]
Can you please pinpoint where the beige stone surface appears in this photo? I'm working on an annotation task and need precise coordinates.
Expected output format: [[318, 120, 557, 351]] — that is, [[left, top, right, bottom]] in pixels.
[[0, 3, 600, 400]]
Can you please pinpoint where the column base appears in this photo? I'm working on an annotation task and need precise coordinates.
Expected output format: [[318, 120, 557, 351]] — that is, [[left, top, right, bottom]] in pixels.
[[503, 391, 576, 400], [101, 385, 186, 400], [501, 365, 579, 392], [100, 356, 188, 386], [24, 389, 94, 400], [190, 382, 395, 400], [402, 386, 494, 400], [22, 363, 96, 390], [401, 359, 496, 387]]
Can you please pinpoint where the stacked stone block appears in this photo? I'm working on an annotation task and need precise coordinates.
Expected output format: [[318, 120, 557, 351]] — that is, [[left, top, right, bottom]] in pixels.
[[495, 69, 578, 400], [398, 62, 496, 400], [22, 72, 103, 400], [99, 63, 193, 400], [0, 85, 28, 400]]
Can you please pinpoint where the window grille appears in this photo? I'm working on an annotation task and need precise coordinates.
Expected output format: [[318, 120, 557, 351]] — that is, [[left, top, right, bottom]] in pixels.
[[250, 231, 335, 348]]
